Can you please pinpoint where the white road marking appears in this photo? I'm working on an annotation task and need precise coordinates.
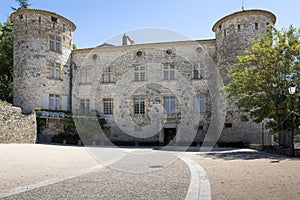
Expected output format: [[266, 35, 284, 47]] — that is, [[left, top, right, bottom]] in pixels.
[[179, 155, 211, 200]]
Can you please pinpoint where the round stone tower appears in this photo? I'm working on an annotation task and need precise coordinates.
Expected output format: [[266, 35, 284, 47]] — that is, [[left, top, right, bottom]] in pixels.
[[10, 9, 76, 113], [212, 9, 276, 144], [212, 9, 276, 84]]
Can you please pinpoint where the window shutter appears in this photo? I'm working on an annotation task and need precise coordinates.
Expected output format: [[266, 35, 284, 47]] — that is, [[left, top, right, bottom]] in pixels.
[[194, 96, 200, 113], [42, 93, 49, 109], [200, 97, 205, 113], [62, 95, 68, 111]]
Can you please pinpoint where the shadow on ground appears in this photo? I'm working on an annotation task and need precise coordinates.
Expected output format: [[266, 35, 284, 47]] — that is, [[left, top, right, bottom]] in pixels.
[[199, 150, 297, 161]]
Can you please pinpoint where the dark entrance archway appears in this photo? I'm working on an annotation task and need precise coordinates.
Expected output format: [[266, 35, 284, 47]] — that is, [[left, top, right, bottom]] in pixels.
[[164, 128, 176, 145]]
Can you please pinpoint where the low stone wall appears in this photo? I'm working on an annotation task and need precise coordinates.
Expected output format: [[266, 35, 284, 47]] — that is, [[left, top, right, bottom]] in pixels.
[[0, 103, 37, 143]]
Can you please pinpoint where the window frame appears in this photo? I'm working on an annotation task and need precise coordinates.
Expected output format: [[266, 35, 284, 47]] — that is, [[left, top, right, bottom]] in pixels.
[[49, 94, 61, 110], [102, 67, 114, 83], [133, 65, 146, 82], [162, 64, 176, 80], [103, 98, 113, 115], [79, 68, 90, 84], [133, 97, 146, 115], [49, 34, 61, 53], [79, 99, 90, 113], [194, 96, 206, 113], [193, 63, 205, 79], [163, 96, 176, 115], [48, 61, 62, 80]]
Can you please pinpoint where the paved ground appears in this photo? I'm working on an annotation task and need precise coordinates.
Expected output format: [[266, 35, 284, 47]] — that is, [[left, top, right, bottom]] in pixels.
[[186, 148, 300, 200], [0, 144, 299, 200]]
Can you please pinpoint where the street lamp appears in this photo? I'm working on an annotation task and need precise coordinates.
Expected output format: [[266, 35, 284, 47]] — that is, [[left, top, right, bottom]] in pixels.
[[288, 83, 296, 156]]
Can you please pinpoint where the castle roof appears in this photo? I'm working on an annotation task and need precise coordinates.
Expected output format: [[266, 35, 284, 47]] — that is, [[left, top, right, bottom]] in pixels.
[[212, 9, 276, 32], [10, 8, 76, 31]]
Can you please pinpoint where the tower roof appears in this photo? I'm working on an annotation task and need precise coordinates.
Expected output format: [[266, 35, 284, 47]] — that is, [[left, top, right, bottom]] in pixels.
[[212, 9, 276, 32], [10, 8, 76, 31]]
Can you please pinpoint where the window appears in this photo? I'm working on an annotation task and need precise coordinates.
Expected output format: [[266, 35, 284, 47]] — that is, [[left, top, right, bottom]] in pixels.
[[218, 25, 222, 31], [225, 123, 233, 128], [164, 96, 175, 114], [224, 29, 227, 36], [133, 65, 145, 81], [255, 23, 259, 30], [49, 94, 60, 110], [194, 96, 205, 113], [49, 35, 61, 52], [79, 99, 90, 113], [80, 68, 89, 84], [166, 49, 172, 55], [48, 61, 61, 79], [136, 51, 143, 57], [102, 67, 113, 83], [133, 97, 145, 115], [103, 98, 113, 115], [163, 64, 175, 80], [237, 24, 241, 32], [196, 47, 202, 53], [193, 63, 205, 79], [51, 16, 57, 23]]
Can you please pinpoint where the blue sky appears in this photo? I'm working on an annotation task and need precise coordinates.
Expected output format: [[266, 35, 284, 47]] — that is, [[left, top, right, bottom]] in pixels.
[[1, 0, 300, 48]]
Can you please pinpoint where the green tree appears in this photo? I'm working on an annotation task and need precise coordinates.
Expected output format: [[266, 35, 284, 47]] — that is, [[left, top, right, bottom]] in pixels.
[[0, 0, 32, 102], [0, 20, 14, 103], [11, 0, 32, 10], [225, 25, 300, 144]]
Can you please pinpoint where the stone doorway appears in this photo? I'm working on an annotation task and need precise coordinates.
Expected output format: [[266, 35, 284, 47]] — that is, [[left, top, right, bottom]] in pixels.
[[164, 128, 176, 145]]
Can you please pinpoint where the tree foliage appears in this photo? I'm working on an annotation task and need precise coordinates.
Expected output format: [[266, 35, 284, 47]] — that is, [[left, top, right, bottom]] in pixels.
[[0, 0, 32, 103], [225, 25, 300, 132], [11, 0, 32, 11], [0, 20, 14, 103]]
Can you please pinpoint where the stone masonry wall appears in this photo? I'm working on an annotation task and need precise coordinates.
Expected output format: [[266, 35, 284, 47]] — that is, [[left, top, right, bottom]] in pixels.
[[0, 103, 37, 143], [11, 9, 75, 113]]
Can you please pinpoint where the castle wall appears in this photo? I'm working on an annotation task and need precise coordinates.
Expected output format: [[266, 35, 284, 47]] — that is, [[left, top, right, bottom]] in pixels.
[[72, 41, 216, 145], [0, 103, 37, 143], [10, 9, 276, 146]]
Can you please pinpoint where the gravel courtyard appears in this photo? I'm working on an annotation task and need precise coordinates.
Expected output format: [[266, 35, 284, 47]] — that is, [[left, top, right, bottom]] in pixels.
[[0, 144, 299, 199]]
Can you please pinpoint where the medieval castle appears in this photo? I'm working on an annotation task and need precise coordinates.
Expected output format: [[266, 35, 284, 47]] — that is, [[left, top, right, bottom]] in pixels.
[[10, 8, 276, 146]]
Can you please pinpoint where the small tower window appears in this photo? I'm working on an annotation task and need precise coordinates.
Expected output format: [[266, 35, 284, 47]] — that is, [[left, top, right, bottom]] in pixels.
[[51, 16, 58, 23], [255, 23, 259, 30], [218, 24, 222, 31], [19, 14, 23, 20], [39, 16, 41, 24], [237, 25, 241, 32], [266, 23, 270, 32], [224, 29, 227, 36]]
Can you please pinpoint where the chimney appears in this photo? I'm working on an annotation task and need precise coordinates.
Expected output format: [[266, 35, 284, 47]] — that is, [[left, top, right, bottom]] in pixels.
[[122, 34, 135, 46]]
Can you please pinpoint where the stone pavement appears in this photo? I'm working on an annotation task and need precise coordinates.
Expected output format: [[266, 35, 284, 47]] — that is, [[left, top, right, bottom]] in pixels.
[[1, 144, 299, 200], [0, 144, 209, 200]]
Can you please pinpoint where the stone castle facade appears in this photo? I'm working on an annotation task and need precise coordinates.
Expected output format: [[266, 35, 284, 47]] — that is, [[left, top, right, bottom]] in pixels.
[[10, 8, 276, 146]]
